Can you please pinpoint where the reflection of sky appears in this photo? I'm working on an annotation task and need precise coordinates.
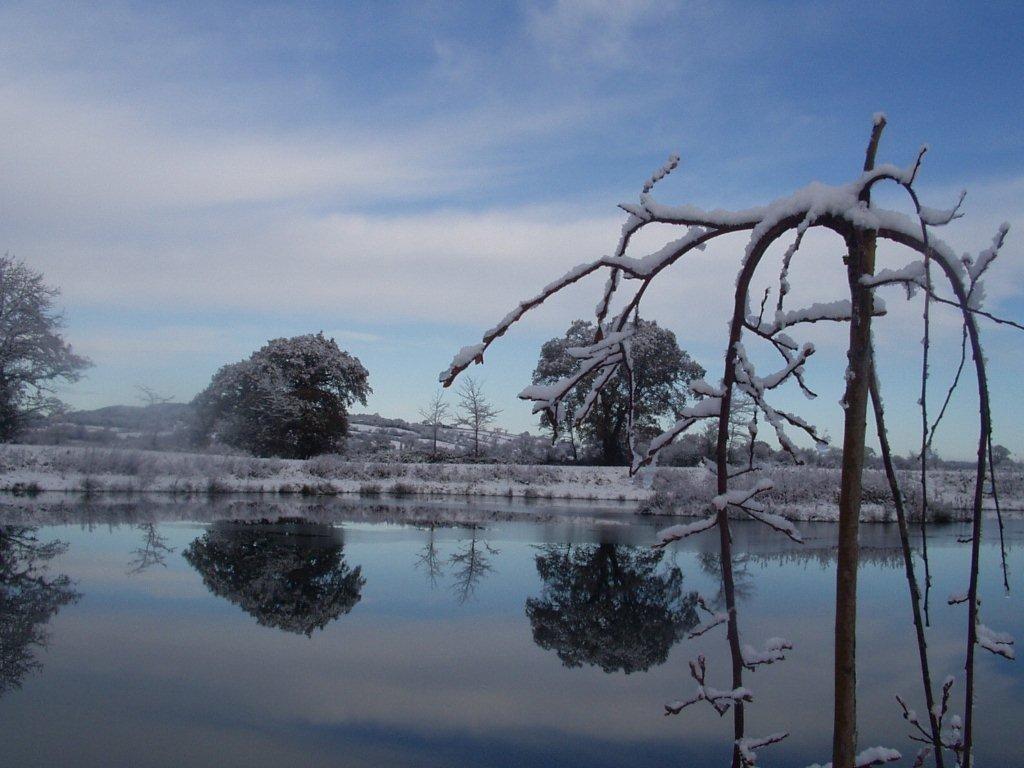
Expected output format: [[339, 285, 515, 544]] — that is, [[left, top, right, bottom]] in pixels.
[[1, 513, 1021, 767]]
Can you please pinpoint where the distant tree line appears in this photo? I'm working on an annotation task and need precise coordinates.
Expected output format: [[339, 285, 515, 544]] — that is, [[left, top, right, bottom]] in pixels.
[[3, 255, 1017, 469]]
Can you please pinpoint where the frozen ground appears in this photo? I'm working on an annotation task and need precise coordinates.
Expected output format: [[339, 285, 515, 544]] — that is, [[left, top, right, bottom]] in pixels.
[[0, 444, 1020, 522]]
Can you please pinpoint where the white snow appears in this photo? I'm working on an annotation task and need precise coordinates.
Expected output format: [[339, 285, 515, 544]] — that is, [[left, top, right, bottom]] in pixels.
[[977, 623, 1015, 659], [655, 515, 718, 547], [806, 745, 901, 768]]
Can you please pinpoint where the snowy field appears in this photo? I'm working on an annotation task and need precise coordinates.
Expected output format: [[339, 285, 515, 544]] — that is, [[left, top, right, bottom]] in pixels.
[[0, 443, 1020, 523]]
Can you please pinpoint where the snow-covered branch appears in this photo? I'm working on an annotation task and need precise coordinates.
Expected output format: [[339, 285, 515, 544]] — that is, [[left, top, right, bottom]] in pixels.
[[664, 655, 753, 718], [737, 732, 789, 767], [742, 637, 793, 668], [630, 396, 722, 472], [806, 746, 902, 768], [976, 624, 1015, 660], [654, 515, 718, 549]]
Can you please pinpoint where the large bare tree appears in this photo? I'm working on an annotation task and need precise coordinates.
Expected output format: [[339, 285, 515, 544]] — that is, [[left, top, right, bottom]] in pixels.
[[0, 255, 90, 440], [455, 377, 501, 457], [418, 390, 450, 456]]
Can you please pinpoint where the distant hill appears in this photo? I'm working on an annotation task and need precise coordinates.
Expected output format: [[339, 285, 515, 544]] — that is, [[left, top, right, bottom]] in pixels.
[[61, 403, 193, 430]]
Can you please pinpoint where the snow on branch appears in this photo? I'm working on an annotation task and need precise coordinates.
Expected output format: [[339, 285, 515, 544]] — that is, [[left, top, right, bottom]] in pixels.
[[949, 593, 1017, 660], [742, 637, 793, 668], [573, 363, 619, 428], [602, 227, 711, 279], [896, 676, 964, 761], [439, 260, 604, 386], [631, 396, 723, 472], [642, 153, 680, 193], [519, 343, 624, 417], [861, 261, 928, 290], [742, 506, 804, 543], [664, 655, 753, 718], [965, 222, 1009, 283], [441, 139, 947, 396], [976, 623, 1015, 660], [565, 329, 634, 359], [806, 746, 902, 768], [633, 159, 919, 234], [711, 479, 774, 511], [755, 342, 816, 390], [654, 515, 719, 549], [689, 611, 730, 640], [733, 343, 828, 459], [737, 732, 789, 767], [687, 595, 730, 639], [874, 208, 969, 280], [707, 478, 804, 543], [919, 190, 967, 227], [749, 299, 887, 337]]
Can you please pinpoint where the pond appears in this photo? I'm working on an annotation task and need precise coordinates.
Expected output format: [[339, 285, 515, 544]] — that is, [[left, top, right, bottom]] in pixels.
[[0, 496, 1020, 767]]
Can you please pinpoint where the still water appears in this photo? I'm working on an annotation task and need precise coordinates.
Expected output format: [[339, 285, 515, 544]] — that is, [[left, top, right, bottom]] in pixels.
[[1, 496, 1020, 767]]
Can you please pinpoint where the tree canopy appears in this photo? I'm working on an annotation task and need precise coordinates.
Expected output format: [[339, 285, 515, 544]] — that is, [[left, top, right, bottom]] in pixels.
[[192, 333, 370, 458], [533, 319, 704, 464], [0, 256, 90, 441]]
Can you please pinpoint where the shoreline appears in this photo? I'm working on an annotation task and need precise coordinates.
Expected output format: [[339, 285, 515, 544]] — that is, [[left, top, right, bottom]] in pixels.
[[1, 443, 1021, 523]]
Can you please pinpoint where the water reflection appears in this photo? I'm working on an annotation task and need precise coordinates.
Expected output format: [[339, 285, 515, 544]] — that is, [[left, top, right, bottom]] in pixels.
[[127, 523, 176, 575], [0, 526, 79, 696], [0, 500, 1019, 768], [183, 520, 364, 636], [448, 525, 498, 604], [526, 542, 699, 673], [414, 523, 446, 588]]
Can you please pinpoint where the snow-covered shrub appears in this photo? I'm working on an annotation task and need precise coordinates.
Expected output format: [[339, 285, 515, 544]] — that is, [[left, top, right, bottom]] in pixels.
[[305, 453, 348, 479]]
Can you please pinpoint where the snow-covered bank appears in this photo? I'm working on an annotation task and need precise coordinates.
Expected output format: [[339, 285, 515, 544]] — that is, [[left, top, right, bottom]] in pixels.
[[0, 444, 647, 501], [0, 444, 1020, 523]]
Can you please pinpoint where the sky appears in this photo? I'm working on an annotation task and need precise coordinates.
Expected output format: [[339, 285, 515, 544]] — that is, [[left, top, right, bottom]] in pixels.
[[1, 0, 1021, 459]]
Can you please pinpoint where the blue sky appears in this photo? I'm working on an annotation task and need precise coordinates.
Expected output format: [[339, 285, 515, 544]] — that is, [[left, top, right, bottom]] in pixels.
[[1, 1, 1021, 458]]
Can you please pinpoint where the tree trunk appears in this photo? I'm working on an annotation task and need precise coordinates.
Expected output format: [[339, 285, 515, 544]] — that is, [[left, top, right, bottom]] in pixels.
[[832, 120, 884, 768], [597, 394, 622, 465]]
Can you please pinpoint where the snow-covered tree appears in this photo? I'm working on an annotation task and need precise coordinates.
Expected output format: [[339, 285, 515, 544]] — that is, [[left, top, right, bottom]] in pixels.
[[192, 333, 370, 459], [0, 255, 90, 441], [455, 377, 500, 457], [533, 318, 704, 465], [441, 116, 1019, 768]]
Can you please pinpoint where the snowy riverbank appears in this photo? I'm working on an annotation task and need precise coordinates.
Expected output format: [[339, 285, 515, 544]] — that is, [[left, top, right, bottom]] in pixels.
[[0, 444, 1020, 523]]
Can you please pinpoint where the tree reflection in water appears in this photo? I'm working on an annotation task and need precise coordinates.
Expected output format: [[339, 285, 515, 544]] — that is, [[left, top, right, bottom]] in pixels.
[[127, 523, 176, 575], [526, 542, 699, 674], [0, 526, 79, 696], [414, 523, 446, 589], [448, 525, 498, 604], [184, 520, 364, 636]]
